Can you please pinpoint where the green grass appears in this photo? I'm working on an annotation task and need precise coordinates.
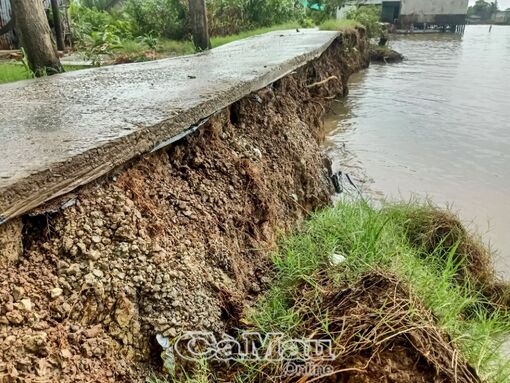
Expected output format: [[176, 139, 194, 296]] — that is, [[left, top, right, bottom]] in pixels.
[[246, 201, 510, 382], [210, 22, 301, 48], [116, 22, 301, 58], [319, 18, 362, 32], [158, 39, 195, 56], [117, 39, 195, 57], [0, 63, 84, 84], [0, 63, 34, 84], [114, 23, 301, 61], [156, 200, 509, 382], [115, 23, 299, 57]]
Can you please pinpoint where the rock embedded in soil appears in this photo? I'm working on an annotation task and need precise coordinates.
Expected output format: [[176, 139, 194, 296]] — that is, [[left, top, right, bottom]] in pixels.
[[50, 288, 63, 299], [0, 31, 369, 382], [0, 218, 23, 264]]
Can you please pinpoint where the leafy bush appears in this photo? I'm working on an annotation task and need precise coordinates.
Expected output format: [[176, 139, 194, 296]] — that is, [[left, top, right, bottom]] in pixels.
[[319, 18, 361, 32], [207, 0, 300, 36], [305, 9, 329, 25], [345, 5, 381, 37], [125, 0, 188, 40], [135, 33, 159, 50], [206, 0, 248, 35], [249, 0, 298, 27], [72, 0, 303, 44], [298, 16, 316, 28], [298, 0, 348, 28], [82, 28, 123, 66], [79, 0, 116, 10], [69, 2, 133, 42]]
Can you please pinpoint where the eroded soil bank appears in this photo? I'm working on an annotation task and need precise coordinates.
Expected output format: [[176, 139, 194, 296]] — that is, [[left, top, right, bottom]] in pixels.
[[0, 31, 369, 382]]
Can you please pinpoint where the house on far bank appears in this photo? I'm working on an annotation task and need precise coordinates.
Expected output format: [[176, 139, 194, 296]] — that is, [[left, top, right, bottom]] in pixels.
[[492, 9, 510, 24], [467, 8, 510, 24], [381, 0, 469, 30], [467, 14, 483, 24]]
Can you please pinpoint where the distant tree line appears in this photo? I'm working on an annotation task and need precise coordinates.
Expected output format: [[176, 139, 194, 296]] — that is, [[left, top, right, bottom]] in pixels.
[[467, 0, 505, 22]]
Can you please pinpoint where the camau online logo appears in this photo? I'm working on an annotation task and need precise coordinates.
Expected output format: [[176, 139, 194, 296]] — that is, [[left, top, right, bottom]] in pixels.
[[157, 331, 336, 377]]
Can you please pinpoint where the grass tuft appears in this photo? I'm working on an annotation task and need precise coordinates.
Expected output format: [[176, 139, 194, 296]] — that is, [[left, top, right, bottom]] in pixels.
[[243, 201, 510, 382], [386, 202, 510, 307], [0, 63, 84, 85], [154, 200, 510, 382], [211, 23, 301, 48], [157, 39, 195, 56], [319, 19, 362, 33]]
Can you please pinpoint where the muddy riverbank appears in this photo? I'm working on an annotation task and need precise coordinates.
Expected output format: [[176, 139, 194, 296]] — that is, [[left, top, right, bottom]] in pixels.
[[0, 31, 369, 381]]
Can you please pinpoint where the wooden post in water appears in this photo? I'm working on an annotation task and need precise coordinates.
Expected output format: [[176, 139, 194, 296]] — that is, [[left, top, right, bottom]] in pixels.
[[188, 0, 211, 51]]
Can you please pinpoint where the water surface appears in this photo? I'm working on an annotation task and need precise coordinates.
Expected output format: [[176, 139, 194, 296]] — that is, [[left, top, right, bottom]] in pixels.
[[325, 25, 510, 278]]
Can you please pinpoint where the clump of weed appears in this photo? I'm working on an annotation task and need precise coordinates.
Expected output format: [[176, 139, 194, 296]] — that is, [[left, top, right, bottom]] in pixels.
[[245, 271, 480, 382], [242, 201, 510, 382], [319, 19, 362, 33], [161, 201, 510, 382], [386, 203, 510, 308]]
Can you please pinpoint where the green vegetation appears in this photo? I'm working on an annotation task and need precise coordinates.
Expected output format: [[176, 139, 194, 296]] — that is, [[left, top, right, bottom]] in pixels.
[[66, 0, 353, 65], [210, 22, 300, 47], [70, 0, 304, 45], [320, 6, 382, 38], [207, 0, 301, 36], [251, 201, 509, 375], [0, 63, 83, 84], [344, 5, 382, 37], [147, 38, 194, 55], [166, 200, 510, 382], [0, 64, 30, 84], [319, 18, 362, 33], [468, 0, 500, 22]]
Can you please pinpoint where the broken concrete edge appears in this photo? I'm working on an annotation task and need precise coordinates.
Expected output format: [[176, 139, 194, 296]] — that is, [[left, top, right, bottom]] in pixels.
[[0, 30, 350, 227]]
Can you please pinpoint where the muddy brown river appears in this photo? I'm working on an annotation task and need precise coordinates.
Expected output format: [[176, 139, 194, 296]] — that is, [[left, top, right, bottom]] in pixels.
[[325, 25, 510, 278]]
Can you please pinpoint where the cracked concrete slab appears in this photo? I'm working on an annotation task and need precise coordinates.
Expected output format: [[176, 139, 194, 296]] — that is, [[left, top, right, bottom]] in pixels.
[[0, 29, 340, 223]]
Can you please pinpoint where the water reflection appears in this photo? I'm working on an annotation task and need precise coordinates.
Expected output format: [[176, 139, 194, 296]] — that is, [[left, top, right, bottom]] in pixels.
[[325, 25, 510, 278]]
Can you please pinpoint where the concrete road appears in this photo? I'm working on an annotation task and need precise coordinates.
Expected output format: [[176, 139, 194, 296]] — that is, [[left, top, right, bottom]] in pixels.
[[0, 29, 340, 223]]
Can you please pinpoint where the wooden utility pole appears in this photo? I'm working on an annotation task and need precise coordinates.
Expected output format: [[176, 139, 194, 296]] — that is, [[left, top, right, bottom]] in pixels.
[[188, 0, 211, 51], [50, 0, 65, 51], [11, 0, 64, 76]]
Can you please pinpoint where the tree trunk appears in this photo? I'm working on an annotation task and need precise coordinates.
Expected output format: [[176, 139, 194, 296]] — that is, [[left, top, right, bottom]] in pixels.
[[50, 0, 65, 51], [0, 19, 13, 36], [11, 0, 64, 77], [188, 0, 211, 51]]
